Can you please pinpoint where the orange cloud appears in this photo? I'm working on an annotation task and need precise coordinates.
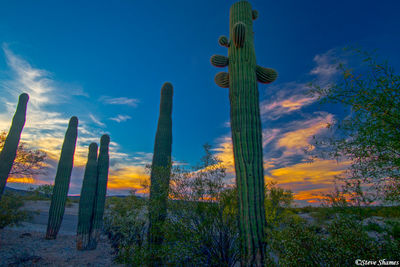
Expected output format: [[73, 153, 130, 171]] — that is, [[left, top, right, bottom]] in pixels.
[[107, 165, 148, 193], [213, 136, 235, 173], [277, 114, 333, 150], [265, 159, 349, 204]]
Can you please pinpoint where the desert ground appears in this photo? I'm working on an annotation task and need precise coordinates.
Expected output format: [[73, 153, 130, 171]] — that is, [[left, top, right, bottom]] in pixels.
[[0, 200, 122, 267]]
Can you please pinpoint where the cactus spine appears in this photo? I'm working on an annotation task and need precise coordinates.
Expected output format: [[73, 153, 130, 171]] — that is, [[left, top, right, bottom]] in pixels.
[[46, 116, 78, 239], [89, 134, 110, 249], [148, 82, 173, 259], [77, 143, 98, 250], [0, 93, 29, 199], [211, 1, 277, 266]]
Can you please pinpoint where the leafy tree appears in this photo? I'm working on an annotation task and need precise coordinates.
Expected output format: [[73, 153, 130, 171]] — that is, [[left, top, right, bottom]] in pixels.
[[0, 131, 47, 177], [309, 49, 400, 203]]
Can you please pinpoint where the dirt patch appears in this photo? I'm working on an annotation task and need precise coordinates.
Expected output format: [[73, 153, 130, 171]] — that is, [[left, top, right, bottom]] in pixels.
[[0, 229, 122, 266], [0, 200, 123, 266]]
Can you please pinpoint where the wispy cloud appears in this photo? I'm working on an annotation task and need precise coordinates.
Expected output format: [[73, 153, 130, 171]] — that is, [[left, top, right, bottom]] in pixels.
[[310, 49, 340, 82], [89, 114, 106, 127], [260, 49, 341, 121], [110, 114, 131, 123], [260, 82, 317, 121], [99, 96, 139, 107], [277, 113, 333, 151], [0, 45, 152, 195]]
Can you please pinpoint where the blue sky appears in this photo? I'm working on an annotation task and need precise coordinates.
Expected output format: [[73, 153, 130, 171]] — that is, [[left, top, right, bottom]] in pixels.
[[1, 0, 400, 204]]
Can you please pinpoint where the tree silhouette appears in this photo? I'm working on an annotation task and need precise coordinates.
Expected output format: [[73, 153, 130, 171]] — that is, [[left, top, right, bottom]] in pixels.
[[0, 131, 47, 177]]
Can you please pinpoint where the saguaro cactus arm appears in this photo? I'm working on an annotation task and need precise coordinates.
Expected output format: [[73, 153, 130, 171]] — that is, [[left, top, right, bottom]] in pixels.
[[232, 22, 246, 48], [0, 93, 29, 198], [215, 72, 230, 88], [218, 36, 229, 47], [211, 55, 229, 68], [256, 65, 278, 84]]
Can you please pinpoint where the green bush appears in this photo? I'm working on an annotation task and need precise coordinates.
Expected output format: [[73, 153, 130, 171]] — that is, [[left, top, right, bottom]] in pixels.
[[266, 214, 400, 266], [0, 192, 32, 229]]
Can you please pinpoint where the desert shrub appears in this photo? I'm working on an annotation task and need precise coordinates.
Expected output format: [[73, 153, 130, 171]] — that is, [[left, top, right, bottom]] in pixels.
[[0, 192, 32, 229], [103, 194, 148, 265], [266, 213, 400, 266], [266, 216, 328, 266], [364, 222, 385, 233], [325, 215, 379, 264]]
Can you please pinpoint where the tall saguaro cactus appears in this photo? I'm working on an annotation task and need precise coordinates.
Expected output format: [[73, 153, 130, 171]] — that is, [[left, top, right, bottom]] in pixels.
[[0, 93, 29, 199], [46, 116, 78, 240], [148, 82, 173, 257], [211, 1, 277, 266], [77, 143, 98, 250], [90, 134, 110, 249]]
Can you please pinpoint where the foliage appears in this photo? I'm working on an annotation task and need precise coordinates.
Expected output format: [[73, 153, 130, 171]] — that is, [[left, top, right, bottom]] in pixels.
[[33, 184, 53, 197], [104, 144, 240, 266], [309, 49, 400, 203], [0, 192, 32, 229], [267, 214, 400, 266], [104, 195, 148, 265], [0, 131, 47, 177], [159, 143, 239, 266], [25, 184, 54, 200], [264, 182, 294, 226]]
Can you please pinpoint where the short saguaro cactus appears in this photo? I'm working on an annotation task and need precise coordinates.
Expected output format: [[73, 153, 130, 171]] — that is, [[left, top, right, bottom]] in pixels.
[[148, 82, 173, 263], [77, 142, 98, 250], [90, 134, 110, 249], [0, 93, 29, 199], [46, 116, 78, 240], [211, 1, 277, 266]]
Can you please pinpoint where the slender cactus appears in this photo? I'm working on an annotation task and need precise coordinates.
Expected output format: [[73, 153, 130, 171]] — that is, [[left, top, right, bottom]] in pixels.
[[46, 116, 78, 239], [89, 134, 110, 249], [211, 1, 277, 266], [0, 93, 29, 199], [77, 143, 98, 250], [148, 82, 173, 262]]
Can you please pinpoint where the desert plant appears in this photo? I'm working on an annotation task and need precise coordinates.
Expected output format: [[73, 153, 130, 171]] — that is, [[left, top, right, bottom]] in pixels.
[[77, 143, 98, 250], [46, 116, 78, 239], [148, 82, 173, 261], [0, 131, 47, 177], [0, 93, 29, 199], [0, 192, 32, 229], [103, 194, 148, 265], [210, 1, 277, 265], [90, 134, 110, 249]]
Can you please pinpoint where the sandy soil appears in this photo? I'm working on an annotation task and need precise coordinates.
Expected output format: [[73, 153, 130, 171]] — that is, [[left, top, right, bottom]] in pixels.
[[0, 200, 123, 267]]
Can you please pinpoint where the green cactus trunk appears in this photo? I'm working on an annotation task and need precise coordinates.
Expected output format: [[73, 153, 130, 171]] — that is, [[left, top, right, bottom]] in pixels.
[[77, 142, 98, 250], [46, 116, 78, 240], [148, 82, 173, 261], [89, 134, 110, 249], [0, 93, 29, 199], [211, 1, 278, 266]]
